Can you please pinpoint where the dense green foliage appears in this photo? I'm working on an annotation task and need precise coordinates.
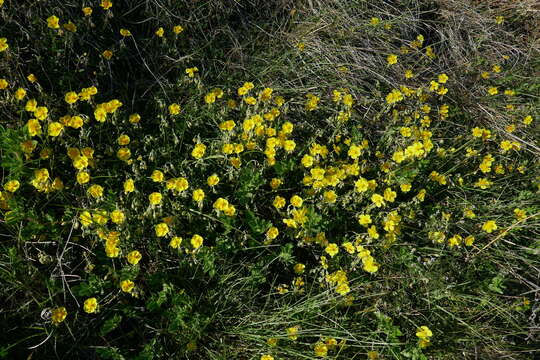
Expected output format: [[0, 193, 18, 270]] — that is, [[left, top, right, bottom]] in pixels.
[[0, 0, 538, 359]]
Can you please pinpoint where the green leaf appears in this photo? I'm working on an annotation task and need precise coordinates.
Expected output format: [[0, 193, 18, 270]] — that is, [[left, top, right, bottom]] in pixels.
[[245, 209, 271, 235], [95, 347, 126, 360], [488, 275, 506, 294], [99, 314, 123, 336]]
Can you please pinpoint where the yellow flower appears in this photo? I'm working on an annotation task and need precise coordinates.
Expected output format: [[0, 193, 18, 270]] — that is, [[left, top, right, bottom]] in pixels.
[[47, 15, 60, 29], [370, 17, 380, 25], [287, 326, 299, 340], [117, 148, 131, 161], [425, 46, 435, 58], [261, 355, 274, 360], [87, 184, 104, 198], [367, 351, 378, 360], [0, 38, 8, 52], [314, 342, 328, 357], [191, 143, 206, 159], [76, 171, 90, 185], [120, 28, 132, 37], [83, 298, 98, 313], [358, 214, 372, 226], [416, 325, 433, 340], [400, 183, 411, 192], [102, 50, 113, 60], [354, 177, 369, 192], [347, 145, 362, 159], [129, 113, 141, 124], [343, 93, 354, 107], [14, 88, 27, 100], [366, 225, 378, 240], [104, 99, 122, 113], [169, 177, 189, 192], [504, 89, 515, 96], [191, 234, 203, 249], [93, 107, 107, 123], [155, 27, 165, 37], [93, 210, 109, 225], [173, 25, 184, 34], [464, 235, 475, 246], [34, 106, 49, 120], [109, 209, 125, 224], [0, 78, 8, 89], [387, 54, 398, 65], [391, 150, 405, 163], [323, 190, 337, 203], [20, 139, 37, 155], [266, 226, 279, 240], [150, 170, 164, 182], [115, 135, 130, 146], [305, 93, 320, 111], [149, 192, 162, 206], [72, 149, 87, 162], [218, 120, 235, 131], [363, 257, 379, 273], [386, 89, 403, 104], [514, 208, 526, 221], [300, 154, 314, 168], [283, 140, 296, 152], [416, 189, 426, 201], [272, 196, 286, 209], [487, 87, 498, 95], [325, 243, 339, 257], [26, 74, 37, 83], [68, 116, 83, 129], [482, 220, 497, 233], [155, 223, 169, 237], [474, 178, 492, 189], [52, 177, 64, 191], [64, 91, 79, 104], [63, 21, 77, 32], [383, 188, 397, 202], [79, 211, 93, 227], [51, 307, 67, 324], [310, 168, 325, 181], [47, 122, 63, 137], [293, 263, 305, 274], [100, 0, 113, 10], [120, 279, 134, 293], [371, 193, 385, 207], [213, 198, 229, 212], [123, 179, 135, 194], [205, 92, 216, 104], [437, 73, 449, 83], [192, 189, 205, 202], [523, 115, 533, 125], [207, 174, 220, 186], [169, 236, 182, 248], [290, 195, 303, 208], [404, 69, 414, 78], [3, 180, 20, 193], [448, 234, 462, 247], [185, 67, 198, 77], [342, 242, 355, 254], [244, 96, 257, 105], [168, 103, 181, 115], [127, 250, 142, 265], [222, 143, 234, 155]]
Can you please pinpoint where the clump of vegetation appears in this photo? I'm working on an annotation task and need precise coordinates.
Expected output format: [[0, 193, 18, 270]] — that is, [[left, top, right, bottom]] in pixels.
[[0, 0, 538, 359]]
